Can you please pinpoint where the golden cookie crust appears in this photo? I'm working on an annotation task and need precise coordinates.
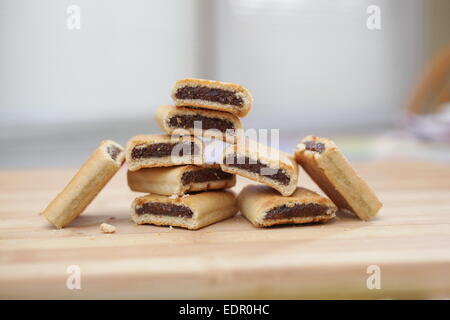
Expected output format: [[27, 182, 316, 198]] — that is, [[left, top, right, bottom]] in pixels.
[[238, 185, 336, 227], [171, 78, 253, 117], [127, 164, 236, 196], [294, 135, 382, 221], [131, 190, 238, 230], [125, 134, 204, 171], [42, 140, 125, 228]]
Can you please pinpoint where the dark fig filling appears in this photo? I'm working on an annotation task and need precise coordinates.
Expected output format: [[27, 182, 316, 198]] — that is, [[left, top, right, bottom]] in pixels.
[[168, 114, 235, 133], [131, 142, 199, 160], [181, 168, 233, 184], [107, 145, 122, 161], [304, 141, 326, 154], [226, 155, 290, 185], [265, 203, 330, 220], [175, 86, 243, 107], [135, 202, 193, 218]]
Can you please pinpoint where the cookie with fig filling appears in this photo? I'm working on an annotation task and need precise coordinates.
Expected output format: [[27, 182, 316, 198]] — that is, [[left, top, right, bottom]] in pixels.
[[131, 190, 238, 230], [294, 135, 382, 221], [221, 140, 298, 196], [155, 105, 242, 143], [171, 78, 253, 117], [126, 134, 203, 171], [238, 185, 337, 227], [42, 140, 125, 228], [127, 164, 235, 196]]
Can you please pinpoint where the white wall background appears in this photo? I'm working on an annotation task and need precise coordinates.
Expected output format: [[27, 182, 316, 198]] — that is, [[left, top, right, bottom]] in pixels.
[[214, 0, 424, 132], [0, 0, 209, 126]]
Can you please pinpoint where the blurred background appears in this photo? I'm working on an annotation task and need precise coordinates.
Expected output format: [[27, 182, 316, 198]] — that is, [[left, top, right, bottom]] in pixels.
[[1, 0, 449, 168]]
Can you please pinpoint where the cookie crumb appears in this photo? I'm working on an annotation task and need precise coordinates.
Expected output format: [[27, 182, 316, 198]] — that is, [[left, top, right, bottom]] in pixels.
[[100, 223, 116, 234]]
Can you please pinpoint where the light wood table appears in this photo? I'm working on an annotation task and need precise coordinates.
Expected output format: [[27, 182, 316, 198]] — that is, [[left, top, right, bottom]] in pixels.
[[1, 161, 449, 299]]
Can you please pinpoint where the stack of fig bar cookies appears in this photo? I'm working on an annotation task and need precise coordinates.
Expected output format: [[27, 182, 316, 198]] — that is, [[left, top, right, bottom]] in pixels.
[[41, 78, 382, 231], [126, 78, 254, 230]]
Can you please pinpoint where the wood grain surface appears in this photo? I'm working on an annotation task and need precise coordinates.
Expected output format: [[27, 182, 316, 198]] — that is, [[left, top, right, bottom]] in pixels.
[[0, 161, 449, 299]]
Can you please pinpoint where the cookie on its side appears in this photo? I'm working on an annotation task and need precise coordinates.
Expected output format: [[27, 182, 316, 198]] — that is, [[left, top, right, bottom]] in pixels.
[[42, 140, 125, 228], [221, 140, 298, 196], [155, 105, 242, 143], [127, 164, 236, 196], [294, 135, 382, 221], [171, 78, 253, 117], [238, 185, 336, 227], [126, 134, 203, 171], [131, 190, 238, 230]]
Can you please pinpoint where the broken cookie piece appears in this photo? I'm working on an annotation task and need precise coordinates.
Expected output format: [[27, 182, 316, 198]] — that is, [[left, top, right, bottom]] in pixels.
[[238, 185, 336, 227], [221, 140, 298, 196], [155, 105, 242, 143], [131, 190, 238, 230], [42, 140, 125, 228], [99, 222, 116, 233], [127, 164, 235, 196], [294, 135, 382, 221], [171, 78, 253, 117], [126, 134, 204, 171]]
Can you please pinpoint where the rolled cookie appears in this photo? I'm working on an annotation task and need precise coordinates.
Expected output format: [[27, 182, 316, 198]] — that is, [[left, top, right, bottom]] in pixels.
[[127, 164, 236, 196], [294, 135, 382, 221], [171, 78, 253, 117], [131, 190, 238, 230], [238, 185, 337, 227], [221, 140, 298, 196], [126, 134, 203, 171], [42, 140, 125, 228], [155, 105, 242, 143]]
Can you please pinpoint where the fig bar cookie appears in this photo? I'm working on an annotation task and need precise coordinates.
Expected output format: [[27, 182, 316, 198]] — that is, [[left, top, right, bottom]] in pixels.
[[127, 164, 236, 196], [155, 105, 242, 143], [131, 190, 238, 230], [221, 140, 298, 196], [42, 140, 125, 228], [238, 185, 337, 227], [171, 78, 253, 117], [126, 134, 203, 171], [294, 135, 382, 221]]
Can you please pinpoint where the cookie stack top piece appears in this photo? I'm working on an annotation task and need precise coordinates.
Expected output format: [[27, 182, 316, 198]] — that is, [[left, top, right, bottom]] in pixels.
[[171, 78, 253, 117]]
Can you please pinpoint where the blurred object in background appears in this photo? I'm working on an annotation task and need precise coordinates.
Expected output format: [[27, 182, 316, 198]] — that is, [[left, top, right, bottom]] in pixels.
[[406, 103, 450, 142], [423, 0, 450, 62], [372, 130, 450, 162], [405, 46, 450, 142]]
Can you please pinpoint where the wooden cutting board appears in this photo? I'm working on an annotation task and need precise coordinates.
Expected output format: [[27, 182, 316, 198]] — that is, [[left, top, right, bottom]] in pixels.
[[1, 161, 449, 299]]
